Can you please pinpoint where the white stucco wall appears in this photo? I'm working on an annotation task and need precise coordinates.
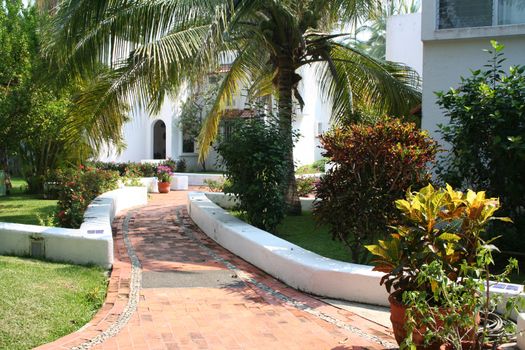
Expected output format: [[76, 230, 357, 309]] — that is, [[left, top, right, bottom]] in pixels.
[[0, 187, 147, 268], [99, 99, 180, 163], [421, 0, 525, 147], [294, 64, 332, 166], [96, 66, 332, 169], [386, 13, 423, 76]]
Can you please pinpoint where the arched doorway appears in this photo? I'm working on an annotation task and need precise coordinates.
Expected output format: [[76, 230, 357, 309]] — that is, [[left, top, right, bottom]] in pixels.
[[153, 120, 166, 159]]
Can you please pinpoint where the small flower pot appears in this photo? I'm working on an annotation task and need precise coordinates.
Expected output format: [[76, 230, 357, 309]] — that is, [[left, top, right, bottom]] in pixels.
[[158, 181, 171, 193]]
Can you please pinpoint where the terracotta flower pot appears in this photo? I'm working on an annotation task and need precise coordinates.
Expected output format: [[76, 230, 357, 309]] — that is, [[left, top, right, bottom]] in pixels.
[[389, 292, 479, 350], [158, 181, 171, 193]]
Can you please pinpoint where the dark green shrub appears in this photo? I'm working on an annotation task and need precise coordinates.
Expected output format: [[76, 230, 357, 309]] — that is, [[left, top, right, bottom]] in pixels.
[[176, 159, 187, 172], [54, 166, 119, 228], [88, 161, 157, 177], [216, 116, 289, 232], [436, 41, 525, 251], [314, 119, 437, 263]]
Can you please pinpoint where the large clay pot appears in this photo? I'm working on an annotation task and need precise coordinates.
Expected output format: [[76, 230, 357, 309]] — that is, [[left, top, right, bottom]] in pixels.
[[158, 181, 171, 193], [389, 292, 479, 350]]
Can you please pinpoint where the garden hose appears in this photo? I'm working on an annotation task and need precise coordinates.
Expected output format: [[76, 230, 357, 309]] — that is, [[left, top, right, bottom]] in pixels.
[[478, 311, 516, 343]]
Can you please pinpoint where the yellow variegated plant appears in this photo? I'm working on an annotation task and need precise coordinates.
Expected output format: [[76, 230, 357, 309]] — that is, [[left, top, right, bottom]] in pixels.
[[365, 184, 511, 295]]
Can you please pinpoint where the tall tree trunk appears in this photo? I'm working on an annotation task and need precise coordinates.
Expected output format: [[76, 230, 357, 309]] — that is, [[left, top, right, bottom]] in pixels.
[[277, 57, 302, 215]]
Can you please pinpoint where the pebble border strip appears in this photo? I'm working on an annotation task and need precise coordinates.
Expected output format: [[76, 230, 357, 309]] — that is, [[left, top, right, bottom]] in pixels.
[[71, 211, 142, 350], [175, 209, 398, 349]]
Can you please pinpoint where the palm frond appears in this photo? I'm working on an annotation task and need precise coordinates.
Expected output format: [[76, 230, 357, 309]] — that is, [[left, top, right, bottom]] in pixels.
[[318, 41, 421, 123], [197, 42, 270, 162]]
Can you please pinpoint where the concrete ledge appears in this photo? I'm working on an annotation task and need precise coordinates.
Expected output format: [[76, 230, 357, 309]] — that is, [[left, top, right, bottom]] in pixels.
[[518, 313, 525, 350], [172, 173, 224, 186], [0, 186, 147, 268], [204, 192, 316, 212], [188, 191, 389, 306]]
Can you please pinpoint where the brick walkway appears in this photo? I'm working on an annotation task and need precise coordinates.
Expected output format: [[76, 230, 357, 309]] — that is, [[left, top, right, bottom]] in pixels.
[[37, 190, 396, 350]]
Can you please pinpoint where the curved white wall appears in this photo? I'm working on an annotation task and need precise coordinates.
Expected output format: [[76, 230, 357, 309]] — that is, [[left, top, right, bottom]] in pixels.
[[188, 191, 389, 306], [0, 186, 148, 268]]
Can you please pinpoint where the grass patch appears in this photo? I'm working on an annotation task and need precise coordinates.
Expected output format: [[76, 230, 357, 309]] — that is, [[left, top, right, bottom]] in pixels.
[[0, 178, 57, 225], [275, 212, 353, 262], [230, 210, 525, 284], [231, 210, 352, 262], [0, 256, 108, 349]]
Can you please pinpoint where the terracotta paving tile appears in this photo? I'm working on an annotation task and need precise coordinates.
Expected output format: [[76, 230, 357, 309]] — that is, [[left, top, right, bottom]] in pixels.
[[36, 189, 396, 350]]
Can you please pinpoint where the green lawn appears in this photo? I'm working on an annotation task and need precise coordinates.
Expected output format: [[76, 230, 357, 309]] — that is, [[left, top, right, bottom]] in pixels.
[[231, 210, 352, 263], [0, 178, 57, 225], [275, 211, 353, 262], [0, 256, 108, 350]]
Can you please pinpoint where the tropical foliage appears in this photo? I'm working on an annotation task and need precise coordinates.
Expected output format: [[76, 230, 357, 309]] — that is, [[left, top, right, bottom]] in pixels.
[[47, 0, 422, 213], [366, 184, 519, 349], [314, 119, 437, 263], [0, 1, 128, 193], [436, 41, 525, 252]]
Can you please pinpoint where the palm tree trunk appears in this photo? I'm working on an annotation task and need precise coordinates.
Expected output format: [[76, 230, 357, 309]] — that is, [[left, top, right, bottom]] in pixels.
[[277, 57, 302, 215]]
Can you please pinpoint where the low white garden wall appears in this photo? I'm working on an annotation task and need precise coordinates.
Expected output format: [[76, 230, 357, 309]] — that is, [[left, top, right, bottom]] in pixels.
[[188, 191, 389, 306], [0, 186, 147, 268]]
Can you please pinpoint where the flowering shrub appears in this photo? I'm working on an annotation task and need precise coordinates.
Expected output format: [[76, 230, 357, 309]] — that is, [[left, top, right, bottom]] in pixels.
[[54, 167, 120, 228], [162, 158, 187, 173], [313, 119, 437, 263], [156, 165, 173, 182]]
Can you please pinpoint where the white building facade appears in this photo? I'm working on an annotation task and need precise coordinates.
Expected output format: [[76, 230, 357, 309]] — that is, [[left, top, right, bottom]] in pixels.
[[97, 63, 332, 171], [387, 0, 525, 146]]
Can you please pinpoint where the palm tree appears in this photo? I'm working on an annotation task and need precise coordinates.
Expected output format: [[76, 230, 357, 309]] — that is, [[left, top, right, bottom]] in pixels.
[[47, 0, 421, 214]]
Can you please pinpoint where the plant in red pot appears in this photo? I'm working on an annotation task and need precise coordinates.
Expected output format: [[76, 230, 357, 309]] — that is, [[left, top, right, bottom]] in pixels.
[[156, 165, 172, 193], [366, 184, 518, 350]]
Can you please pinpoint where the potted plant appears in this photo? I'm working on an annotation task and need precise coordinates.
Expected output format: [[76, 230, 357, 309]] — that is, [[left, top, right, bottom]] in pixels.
[[366, 184, 517, 349], [156, 165, 172, 193]]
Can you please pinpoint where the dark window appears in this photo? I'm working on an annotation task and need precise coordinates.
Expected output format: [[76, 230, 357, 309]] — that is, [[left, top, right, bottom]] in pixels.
[[439, 0, 525, 29], [182, 128, 195, 153], [439, 0, 493, 29]]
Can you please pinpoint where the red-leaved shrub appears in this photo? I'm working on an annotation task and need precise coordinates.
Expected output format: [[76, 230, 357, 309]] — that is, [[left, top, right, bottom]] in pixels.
[[313, 119, 437, 263]]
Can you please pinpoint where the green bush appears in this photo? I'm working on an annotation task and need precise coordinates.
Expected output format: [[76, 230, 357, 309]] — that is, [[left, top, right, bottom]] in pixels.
[[203, 178, 230, 192], [54, 166, 119, 228], [88, 161, 156, 177], [296, 177, 317, 197], [314, 119, 437, 263], [296, 158, 327, 175], [176, 159, 187, 172], [436, 41, 525, 251], [216, 116, 289, 233]]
